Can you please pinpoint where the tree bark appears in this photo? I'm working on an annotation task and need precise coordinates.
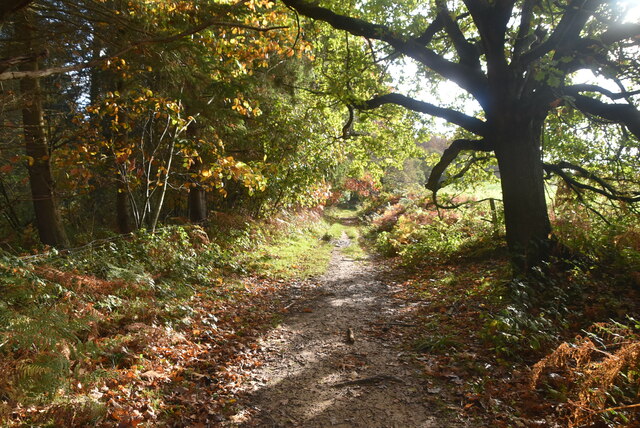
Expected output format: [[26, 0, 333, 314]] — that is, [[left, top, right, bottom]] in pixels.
[[186, 122, 207, 224], [116, 179, 134, 234], [112, 80, 136, 234], [0, 0, 32, 22], [188, 172, 208, 224], [16, 10, 69, 248], [493, 113, 551, 270]]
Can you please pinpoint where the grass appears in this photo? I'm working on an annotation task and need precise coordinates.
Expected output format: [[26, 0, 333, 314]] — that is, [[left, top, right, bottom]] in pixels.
[[249, 231, 334, 279], [447, 181, 558, 204]]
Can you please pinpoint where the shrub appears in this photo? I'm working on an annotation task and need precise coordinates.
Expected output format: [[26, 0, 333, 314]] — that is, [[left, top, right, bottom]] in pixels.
[[368, 193, 501, 265]]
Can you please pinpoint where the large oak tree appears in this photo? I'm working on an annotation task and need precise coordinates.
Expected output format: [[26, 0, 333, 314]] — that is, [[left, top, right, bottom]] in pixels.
[[282, 0, 640, 269]]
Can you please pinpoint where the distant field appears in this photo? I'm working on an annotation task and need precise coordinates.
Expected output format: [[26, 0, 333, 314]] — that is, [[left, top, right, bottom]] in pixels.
[[447, 181, 558, 204]]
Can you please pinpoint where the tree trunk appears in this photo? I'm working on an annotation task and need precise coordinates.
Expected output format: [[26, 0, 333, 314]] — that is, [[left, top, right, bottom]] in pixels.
[[116, 179, 134, 234], [188, 159, 207, 223], [16, 10, 69, 248], [185, 120, 207, 224], [112, 79, 136, 234], [494, 114, 551, 271]]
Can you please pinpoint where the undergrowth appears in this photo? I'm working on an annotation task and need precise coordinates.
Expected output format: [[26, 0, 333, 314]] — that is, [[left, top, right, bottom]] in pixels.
[[0, 210, 332, 426], [532, 319, 640, 427], [364, 192, 503, 265], [361, 188, 640, 427]]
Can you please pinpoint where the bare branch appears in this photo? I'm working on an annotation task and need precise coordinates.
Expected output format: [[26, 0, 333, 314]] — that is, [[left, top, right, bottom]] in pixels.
[[359, 93, 488, 135], [425, 138, 493, 192]]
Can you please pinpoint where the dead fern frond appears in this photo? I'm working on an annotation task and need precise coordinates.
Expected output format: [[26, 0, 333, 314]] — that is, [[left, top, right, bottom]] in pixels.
[[531, 322, 640, 427]]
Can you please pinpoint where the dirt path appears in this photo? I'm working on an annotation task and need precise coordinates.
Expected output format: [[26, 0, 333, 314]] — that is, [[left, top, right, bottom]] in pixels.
[[235, 233, 466, 427]]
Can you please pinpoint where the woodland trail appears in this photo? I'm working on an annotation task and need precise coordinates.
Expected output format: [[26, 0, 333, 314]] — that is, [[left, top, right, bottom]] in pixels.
[[235, 231, 467, 427]]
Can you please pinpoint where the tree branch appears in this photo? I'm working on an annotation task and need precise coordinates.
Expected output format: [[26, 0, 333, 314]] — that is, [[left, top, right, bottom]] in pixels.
[[600, 22, 640, 45], [520, 0, 602, 65], [543, 161, 640, 203], [461, 0, 513, 70], [415, 14, 444, 45], [565, 90, 640, 138], [564, 84, 640, 100], [359, 93, 488, 136], [0, 50, 47, 73], [426, 138, 493, 192], [281, 0, 488, 103], [435, 0, 481, 70], [557, 22, 640, 72], [0, 0, 32, 21], [512, 0, 536, 59]]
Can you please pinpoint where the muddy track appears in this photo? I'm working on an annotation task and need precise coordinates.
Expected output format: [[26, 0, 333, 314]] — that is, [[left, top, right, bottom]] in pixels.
[[234, 233, 467, 427]]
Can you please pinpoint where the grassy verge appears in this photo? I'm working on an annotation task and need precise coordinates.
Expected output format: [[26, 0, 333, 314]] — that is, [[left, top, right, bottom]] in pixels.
[[386, 248, 640, 427], [240, 214, 334, 279]]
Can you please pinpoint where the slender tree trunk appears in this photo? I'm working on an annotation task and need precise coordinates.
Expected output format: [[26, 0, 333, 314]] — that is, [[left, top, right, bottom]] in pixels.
[[184, 119, 207, 223], [113, 79, 136, 234], [16, 10, 68, 248], [150, 136, 176, 232], [494, 114, 551, 270]]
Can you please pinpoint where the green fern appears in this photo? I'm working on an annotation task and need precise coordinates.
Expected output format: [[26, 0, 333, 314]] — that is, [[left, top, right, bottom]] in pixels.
[[16, 353, 70, 395]]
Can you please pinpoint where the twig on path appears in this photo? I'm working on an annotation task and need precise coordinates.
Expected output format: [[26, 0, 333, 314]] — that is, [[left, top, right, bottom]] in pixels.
[[345, 328, 356, 344], [331, 375, 403, 388]]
